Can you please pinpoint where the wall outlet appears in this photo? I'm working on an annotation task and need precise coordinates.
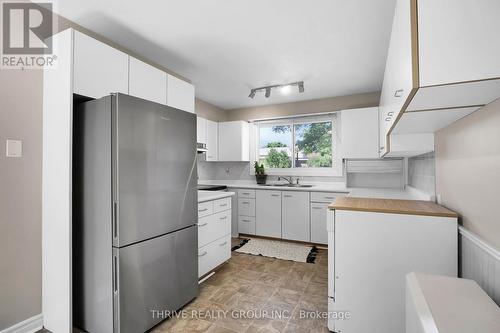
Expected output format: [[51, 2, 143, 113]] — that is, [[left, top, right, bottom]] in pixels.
[[6, 139, 22, 157]]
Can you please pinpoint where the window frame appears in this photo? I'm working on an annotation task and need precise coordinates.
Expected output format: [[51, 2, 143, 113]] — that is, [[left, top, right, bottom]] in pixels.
[[253, 114, 342, 177]]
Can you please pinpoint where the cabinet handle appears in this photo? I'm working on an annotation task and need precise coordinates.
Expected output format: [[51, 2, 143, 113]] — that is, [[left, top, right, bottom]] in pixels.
[[219, 203, 228, 207], [283, 195, 292, 198], [199, 208, 208, 212], [324, 196, 335, 199], [242, 192, 251, 195], [219, 241, 228, 246], [387, 112, 394, 116], [242, 201, 250, 204], [219, 216, 228, 220], [197, 222, 208, 227], [385, 117, 391, 122], [207, 156, 213, 158], [312, 206, 323, 210], [241, 219, 251, 223], [271, 194, 280, 197], [198, 251, 208, 257], [394, 89, 404, 97]]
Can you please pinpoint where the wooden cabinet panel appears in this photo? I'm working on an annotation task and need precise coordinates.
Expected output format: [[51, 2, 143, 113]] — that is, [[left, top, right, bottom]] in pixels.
[[256, 190, 282, 238]]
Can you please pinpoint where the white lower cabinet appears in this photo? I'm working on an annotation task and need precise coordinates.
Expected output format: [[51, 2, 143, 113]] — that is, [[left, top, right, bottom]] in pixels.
[[238, 216, 255, 235], [198, 234, 231, 278], [310, 203, 329, 244], [282, 191, 310, 242], [197, 198, 231, 278], [256, 190, 282, 238]]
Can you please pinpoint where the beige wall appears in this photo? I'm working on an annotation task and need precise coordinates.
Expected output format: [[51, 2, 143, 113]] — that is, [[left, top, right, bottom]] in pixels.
[[436, 98, 500, 250], [226, 92, 380, 121], [195, 98, 228, 122], [0, 69, 43, 329]]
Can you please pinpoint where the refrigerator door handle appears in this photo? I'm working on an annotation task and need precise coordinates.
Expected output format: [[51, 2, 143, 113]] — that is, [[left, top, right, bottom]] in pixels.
[[113, 202, 118, 241], [113, 254, 118, 293]]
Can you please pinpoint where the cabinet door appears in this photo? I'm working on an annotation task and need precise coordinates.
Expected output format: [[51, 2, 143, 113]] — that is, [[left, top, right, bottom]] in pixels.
[[128, 57, 167, 104], [197, 117, 207, 144], [282, 191, 310, 242], [206, 119, 218, 161], [310, 203, 329, 244], [73, 31, 128, 98], [166, 74, 195, 113], [218, 121, 249, 161], [256, 190, 282, 238], [379, 0, 414, 156], [341, 107, 379, 159]]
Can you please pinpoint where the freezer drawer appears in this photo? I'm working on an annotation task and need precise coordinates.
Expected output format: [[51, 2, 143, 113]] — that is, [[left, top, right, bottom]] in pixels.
[[114, 226, 198, 333]]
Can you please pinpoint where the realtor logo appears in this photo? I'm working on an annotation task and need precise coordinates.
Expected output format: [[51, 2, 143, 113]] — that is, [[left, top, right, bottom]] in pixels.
[[1, 1, 56, 68]]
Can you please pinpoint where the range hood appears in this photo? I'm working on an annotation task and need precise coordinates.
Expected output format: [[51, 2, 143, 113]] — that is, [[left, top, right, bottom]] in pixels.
[[197, 142, 207, 153]]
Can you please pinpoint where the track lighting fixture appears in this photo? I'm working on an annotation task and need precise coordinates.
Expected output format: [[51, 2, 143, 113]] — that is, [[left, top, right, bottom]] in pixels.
[[248, 81, 305, 99]]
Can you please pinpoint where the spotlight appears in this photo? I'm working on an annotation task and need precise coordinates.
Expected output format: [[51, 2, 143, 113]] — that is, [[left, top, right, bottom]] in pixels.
[[280, 85, 291, 95], [265, 87, 271, 98], [248, 89, 256, 99]]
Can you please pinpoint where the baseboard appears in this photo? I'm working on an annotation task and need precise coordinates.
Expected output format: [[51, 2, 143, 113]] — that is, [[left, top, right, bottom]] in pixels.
[[459, 226, 500, 305], [0, 314, 43, 333]]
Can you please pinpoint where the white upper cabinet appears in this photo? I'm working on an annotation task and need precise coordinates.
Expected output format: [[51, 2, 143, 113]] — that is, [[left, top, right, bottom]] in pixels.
[[206, 119, 219, 161], [218, 121, 250, 162], [128, 57, 167, 104], [166, 74, 195, 113], [197, 117, 207, 144], [73, 31, 128, 99], [380, 0, 500, 157], [341, 107, 379, 159]]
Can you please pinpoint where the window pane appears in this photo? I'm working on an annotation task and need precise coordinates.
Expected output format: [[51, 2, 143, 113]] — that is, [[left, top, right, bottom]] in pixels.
[[294, 122, 332, 168], [258, 124, 292, 168]]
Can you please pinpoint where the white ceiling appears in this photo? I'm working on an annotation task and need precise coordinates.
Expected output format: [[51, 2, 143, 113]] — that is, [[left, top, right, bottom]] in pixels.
[[52, 0, 396, 109]]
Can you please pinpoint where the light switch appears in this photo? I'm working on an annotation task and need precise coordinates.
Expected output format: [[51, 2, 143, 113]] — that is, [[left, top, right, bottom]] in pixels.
[[6, 139, 22, 157]]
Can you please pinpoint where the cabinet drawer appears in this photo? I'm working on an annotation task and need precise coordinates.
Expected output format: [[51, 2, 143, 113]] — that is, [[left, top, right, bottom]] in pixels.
[[198, 210, 231, 247], [237, 189, 256, 199], [198, 201, 213, 218], [198, 234, 231, 278], [213, 197, 231, 213], [238, 216, 256, 235], [238, 198, 255, 216], [310, 192, 347, 203]]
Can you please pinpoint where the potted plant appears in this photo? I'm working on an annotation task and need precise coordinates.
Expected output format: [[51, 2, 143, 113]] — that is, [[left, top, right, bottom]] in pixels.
[[254, 162, 267, 185]]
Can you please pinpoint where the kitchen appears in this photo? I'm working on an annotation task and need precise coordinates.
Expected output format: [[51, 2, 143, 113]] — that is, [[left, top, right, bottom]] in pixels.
[[1, 1, 500, 333]]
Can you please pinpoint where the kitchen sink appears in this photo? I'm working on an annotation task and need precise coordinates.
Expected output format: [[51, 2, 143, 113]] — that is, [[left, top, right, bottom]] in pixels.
[[258, 183, 314, 188]]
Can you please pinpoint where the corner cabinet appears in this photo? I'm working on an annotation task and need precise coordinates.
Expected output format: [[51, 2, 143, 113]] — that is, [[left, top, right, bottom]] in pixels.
[[218, 121, 250, 161], [380, 0, 500, 157]]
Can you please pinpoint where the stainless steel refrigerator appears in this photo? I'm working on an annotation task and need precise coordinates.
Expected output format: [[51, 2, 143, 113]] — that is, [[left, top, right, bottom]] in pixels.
[[73, 93, 198, 333]]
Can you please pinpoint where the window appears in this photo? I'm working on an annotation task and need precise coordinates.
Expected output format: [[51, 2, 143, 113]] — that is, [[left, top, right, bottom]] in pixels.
[[255, 114, 339, 175]]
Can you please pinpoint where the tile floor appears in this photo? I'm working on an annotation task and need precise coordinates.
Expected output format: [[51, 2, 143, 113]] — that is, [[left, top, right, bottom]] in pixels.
[[151, 238, 329, 333], [38, 239, 329, 333]]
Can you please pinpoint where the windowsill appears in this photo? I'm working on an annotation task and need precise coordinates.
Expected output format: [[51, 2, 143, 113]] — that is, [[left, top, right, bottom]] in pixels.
[[251, 167, 342, 177]]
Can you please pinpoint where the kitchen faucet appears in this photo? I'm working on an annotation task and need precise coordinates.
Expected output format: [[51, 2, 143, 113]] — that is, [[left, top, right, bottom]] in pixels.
[[278, 176, 294, 184]]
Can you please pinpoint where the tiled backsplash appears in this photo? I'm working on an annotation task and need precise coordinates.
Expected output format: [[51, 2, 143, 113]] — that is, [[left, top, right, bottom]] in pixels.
[[197, 155, 345, 183], [408, 152, 436, 196]]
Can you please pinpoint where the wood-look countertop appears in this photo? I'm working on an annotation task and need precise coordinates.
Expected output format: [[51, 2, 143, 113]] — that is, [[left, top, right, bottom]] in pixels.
[[329, 197, 458, 218]]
